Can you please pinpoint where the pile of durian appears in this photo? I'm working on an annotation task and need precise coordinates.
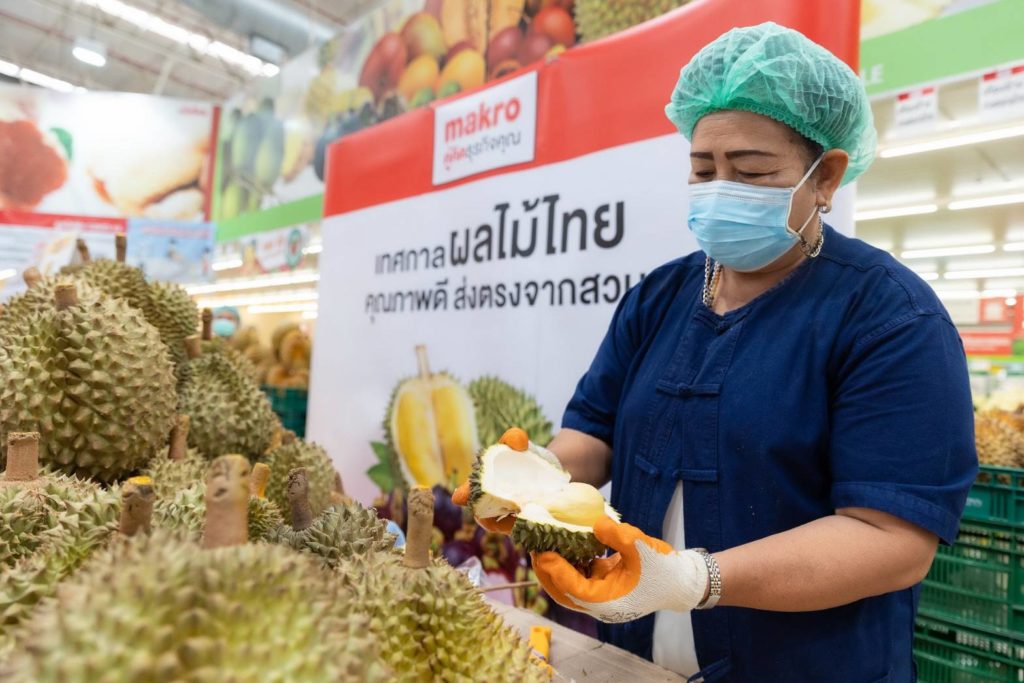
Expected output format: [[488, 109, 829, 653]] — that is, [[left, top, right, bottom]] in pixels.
[[0, 236, 550, 681], [975, 408, 1024, 468]]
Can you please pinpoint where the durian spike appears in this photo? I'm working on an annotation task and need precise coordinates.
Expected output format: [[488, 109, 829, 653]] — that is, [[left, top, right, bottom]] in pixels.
[[75, 238, 91, 264], [267, 425, 283, 454], [250, 462, 270, 498], [184, 335, 201, 360], [22, 267, 42, 289], [415, 344, 432, 380], [286, 467, 314, 531], [201, 308, 213, 341], [115, 234, 127, 263], [333, 470, 345, 495], [403, 486, 434, 569], [119, 476, 155, 537], [55, 283, 78, 310], [168, 415, 190, 461], [2, 431, 40, 483], [281, 429, 297, 446], [201, 454, 251, 549]]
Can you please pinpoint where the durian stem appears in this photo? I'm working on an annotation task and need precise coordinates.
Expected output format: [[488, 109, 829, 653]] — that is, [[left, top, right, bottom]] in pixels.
[[403, 486, 434, 569], [119, 477, 154, 537], [3, 432, 40, 482], [479, 581, 539, 593], [201, 455, 251, 549], [287, 467, 314, 531], [250, 463, 270, 498], [76, 238, 91, 264], [168, 415, 190, 460], [22, 267, 42, 289], [184, 335, 201, 360], [282, 429, 297, 446], [55, 283, 78, 310], [415, 344, 432, 380], [115, 234, 127, 263], [201, 308, 213, 341]]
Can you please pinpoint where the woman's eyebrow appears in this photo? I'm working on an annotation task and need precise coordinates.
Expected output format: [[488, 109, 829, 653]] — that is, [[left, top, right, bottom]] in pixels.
[[689, 149, 778, 159]]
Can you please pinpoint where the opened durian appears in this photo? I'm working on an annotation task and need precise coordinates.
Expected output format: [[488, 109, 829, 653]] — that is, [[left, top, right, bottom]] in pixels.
[[469, 429, 618, 565], [386, 345, 479, 488], [0, 283, 177, 481], [2, 457, 391, 683], [575, 0, 688, 43], [271, 467, 394, 568], [263, 439, 337, 518], [468, 376, 553, 447], [179, 336, 277, 459]]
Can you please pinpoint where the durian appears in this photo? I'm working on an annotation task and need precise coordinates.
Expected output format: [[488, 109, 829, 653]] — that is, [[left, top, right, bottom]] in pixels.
[[142, 415, 207, 497], [67, 235, 157, 325], [149, 280, 198, 392], [263, 438, 337, 518], [386, 345, 479, 488], [179, 337, 277, 459], [0, 268, 101, 337], [198, 308, 261, 380], [469, 431, 619, 565], [154, 481, 284, 542], [575, 0, 687, 43], [468, 376, 553, 447], [271, 467, 395, 568], [0, 283, 177, 481], [335, 487, 549, 682], [2, 521, 391, 681], [975, 412, 1024, 467]]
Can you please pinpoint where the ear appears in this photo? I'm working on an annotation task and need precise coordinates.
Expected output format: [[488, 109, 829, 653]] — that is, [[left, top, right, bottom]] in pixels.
[[813, 149, 849, 209]]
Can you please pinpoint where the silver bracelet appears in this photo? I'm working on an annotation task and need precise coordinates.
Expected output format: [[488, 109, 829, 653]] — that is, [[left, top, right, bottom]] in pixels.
[[693, 548, 722, 609]]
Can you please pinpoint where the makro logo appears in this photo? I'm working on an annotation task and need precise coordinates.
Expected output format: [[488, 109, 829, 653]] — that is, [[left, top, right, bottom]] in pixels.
[[433, 71, 537, 185], [444, 96, 523, 143]]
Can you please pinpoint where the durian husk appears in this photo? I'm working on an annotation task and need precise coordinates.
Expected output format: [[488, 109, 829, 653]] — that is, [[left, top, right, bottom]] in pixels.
[[1, 530, 393, 682], [575, 0, 688, 43], [975, 412, 1024, 467], [271, 502, 396, 568], [263, 440, 337, 519], [468, 376, 553, 447], [154, 481, 284, 542]]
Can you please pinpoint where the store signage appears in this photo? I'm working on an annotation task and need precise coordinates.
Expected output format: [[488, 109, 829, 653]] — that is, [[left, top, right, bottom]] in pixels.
[[892, 86, 938, 132], [978, 65, 1024, 120], [432, 72, 538, 186], [960, 329, 1015, 356], [312, 0, 860, 503]]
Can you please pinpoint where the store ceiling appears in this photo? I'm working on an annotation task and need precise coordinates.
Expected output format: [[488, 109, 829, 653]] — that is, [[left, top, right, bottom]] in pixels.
[[0, 0, 385, 100]]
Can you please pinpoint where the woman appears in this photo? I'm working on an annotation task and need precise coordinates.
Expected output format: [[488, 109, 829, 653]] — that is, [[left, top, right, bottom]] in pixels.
[[457, 22, 976, 682]]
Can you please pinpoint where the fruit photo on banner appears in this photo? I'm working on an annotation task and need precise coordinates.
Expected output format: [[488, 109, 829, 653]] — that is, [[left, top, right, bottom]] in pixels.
[[214, 0, 692, 221], [366, 344, 571, 624]]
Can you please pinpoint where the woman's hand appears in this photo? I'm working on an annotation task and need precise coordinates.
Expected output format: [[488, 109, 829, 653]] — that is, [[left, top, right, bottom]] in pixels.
[[532, 516, 709, 623]]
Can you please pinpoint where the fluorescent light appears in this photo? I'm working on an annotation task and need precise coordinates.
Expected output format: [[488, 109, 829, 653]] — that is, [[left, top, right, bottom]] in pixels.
[[1007, 298, 1018, 306], [855, 204, 938, 221], [900, 244, 994, 259], [1003, 242, 1024, 252], [915, 272, 939, 281], [983, 289, 1018, 298], [248, 302, 319, 314], [930, 289, 981, 300], [211, 258, 243, 271], [0, 59, 18, 77], [0, 268, 17, 280], [301, 310, 318, 320], [18, 68, 80, 93], [195, 289, 318, 309], [880, 124, 1024, 158], [302, 243, 323, 255], [944, 267, 1024, 280], [77, 0, 276, 77], [948, 193, 1024, 211], [185, 271, 319, 295], [72, 39, 107, 67]]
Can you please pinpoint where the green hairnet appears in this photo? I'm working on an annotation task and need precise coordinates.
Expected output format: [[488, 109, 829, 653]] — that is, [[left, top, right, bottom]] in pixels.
[[665, 22, 876, 185]]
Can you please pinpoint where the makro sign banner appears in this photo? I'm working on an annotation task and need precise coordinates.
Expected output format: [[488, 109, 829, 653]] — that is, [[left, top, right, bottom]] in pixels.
[[309, 0, 860, 504]]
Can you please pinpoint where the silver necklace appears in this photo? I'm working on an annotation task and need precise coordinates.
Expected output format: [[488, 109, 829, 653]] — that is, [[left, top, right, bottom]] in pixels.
[[701, 216, 825, 309]]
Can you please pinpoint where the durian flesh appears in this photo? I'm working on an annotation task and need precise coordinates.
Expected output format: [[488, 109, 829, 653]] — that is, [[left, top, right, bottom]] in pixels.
[[469, 443, 619, 565]]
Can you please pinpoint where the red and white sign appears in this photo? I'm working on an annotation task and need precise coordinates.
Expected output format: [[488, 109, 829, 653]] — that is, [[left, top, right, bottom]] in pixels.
[[893, 86, 938, 132], [979, 65, 1024, 120], [312, 0, 861, 504], [434, 72, 538, 185], [960, 329, 1014, 356]]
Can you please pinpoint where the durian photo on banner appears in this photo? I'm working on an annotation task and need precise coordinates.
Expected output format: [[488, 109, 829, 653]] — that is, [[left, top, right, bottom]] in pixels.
[[307, 0, 857, 507]]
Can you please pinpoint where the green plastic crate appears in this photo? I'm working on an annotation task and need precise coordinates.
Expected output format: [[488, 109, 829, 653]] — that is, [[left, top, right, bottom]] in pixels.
[[920, 520, 1024, 634], [962, 466, 1024, 528], [914, 616, 1024, 683], [262, 386, 308, 438]]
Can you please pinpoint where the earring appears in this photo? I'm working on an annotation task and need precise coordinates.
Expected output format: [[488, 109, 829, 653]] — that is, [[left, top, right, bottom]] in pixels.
[[820, 203, 831, 214]]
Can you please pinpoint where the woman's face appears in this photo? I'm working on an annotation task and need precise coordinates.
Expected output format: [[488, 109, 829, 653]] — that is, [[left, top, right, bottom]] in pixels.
[[689, 110, 847, 232]]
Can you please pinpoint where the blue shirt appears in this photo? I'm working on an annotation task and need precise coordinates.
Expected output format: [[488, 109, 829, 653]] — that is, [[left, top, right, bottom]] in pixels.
[[562, 226, 977, 683]]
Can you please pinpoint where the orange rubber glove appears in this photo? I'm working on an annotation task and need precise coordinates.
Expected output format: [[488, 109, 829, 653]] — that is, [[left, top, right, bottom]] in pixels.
[[451, 427, 563, 535], [532, 516, 710, 624]]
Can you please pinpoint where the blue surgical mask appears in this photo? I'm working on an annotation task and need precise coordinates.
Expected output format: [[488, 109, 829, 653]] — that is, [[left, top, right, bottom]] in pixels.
[[687, 155, 824, 272], [212, 318, 237, 338]]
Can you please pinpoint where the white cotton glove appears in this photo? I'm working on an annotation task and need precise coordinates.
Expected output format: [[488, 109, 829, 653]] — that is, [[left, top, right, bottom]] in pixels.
[[532, 516, 710, 623]]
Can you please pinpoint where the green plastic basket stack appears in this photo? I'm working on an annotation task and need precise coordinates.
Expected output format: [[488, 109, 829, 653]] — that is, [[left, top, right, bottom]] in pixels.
[[262, 386, 309, 438], [915, 466, 1024, 682]]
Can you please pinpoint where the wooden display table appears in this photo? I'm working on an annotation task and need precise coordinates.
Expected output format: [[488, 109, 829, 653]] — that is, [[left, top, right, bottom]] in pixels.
[[491, 602, 685, 682]]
